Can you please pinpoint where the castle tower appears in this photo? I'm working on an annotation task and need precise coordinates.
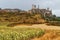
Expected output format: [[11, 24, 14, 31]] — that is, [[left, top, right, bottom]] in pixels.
[[32, 4, 36, 9], [47, 8, 49, 11], [38, 5, 39, 9]]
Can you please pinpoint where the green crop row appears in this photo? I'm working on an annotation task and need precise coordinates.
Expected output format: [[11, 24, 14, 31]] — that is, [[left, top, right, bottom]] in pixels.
[[0, 28, 45, 40]]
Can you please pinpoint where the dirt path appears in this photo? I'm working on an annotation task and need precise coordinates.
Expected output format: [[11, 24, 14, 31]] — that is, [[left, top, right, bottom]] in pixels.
[[14, 24, 60, 30]]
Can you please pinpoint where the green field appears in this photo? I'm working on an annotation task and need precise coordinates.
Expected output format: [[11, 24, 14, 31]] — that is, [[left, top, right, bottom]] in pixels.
[[0, 27, 45, 40]]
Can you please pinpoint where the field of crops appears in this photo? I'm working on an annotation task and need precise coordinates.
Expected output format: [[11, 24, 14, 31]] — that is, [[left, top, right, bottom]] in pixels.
[[0, 27, 45, 40]]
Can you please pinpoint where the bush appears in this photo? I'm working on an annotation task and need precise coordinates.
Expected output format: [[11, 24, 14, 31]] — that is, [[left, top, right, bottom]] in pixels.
[[46, 21, 60, 26]]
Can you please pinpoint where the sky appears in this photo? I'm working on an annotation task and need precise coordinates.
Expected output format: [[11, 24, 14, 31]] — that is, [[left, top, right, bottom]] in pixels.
[[0, 0, 60, 16]]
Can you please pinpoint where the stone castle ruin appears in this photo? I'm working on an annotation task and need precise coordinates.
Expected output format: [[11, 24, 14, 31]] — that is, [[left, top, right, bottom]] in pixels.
[[28, 4, 52, 18]]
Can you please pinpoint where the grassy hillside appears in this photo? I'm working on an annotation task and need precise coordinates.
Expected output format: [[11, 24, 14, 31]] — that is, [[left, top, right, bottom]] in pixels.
[[0, 12, 45, 27]]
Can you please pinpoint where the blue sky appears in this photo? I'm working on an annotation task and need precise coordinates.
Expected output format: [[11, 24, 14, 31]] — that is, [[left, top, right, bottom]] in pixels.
[[0, 0, 60, 16]]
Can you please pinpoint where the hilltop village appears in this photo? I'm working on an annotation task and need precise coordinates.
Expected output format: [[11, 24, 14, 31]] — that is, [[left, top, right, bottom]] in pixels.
[[0, 4, 57, 26], [0, 4, 52, 17]]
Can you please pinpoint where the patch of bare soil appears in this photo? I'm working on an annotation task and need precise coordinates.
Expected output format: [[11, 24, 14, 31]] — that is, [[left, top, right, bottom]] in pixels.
[[14, 24, 60, 30]]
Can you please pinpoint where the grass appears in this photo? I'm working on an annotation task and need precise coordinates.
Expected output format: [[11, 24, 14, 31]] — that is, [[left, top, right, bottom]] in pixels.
[[0, 27, 45, 40]]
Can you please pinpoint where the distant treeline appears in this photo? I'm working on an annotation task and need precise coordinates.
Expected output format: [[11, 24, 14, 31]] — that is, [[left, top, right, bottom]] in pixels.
[[46, 17, 60, 26]]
